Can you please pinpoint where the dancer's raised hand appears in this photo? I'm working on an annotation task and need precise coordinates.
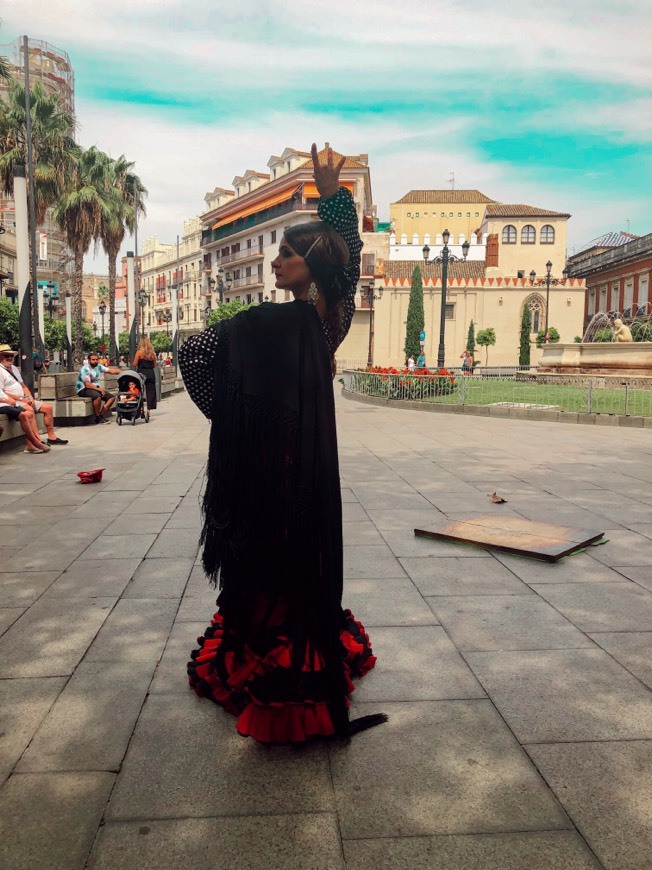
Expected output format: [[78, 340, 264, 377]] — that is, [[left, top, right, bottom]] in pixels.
[[311, 142, 345, 199]]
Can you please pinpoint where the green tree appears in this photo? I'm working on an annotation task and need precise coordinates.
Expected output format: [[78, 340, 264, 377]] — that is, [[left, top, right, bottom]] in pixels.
[[207, 300, 256, 326], [99, 155, 146, 363], [97, 283, 109, 302], [0, 80, 77, 341], [150, 331, 172, 354], [0, 297, 19, 347], [519, 306, 531, 366], [466, 319, 476, 363], [477, 327, 496, 365], [631, 321, 652, 342], [43, 315, 68, 352], [536, 326, 560, 348], [53, 146, 117, 366], [118, 331, 131, 358], [403, 265, 425, 362]]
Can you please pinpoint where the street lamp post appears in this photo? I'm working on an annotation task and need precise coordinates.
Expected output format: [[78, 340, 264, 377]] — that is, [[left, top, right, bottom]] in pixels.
[[43, 282, 57, 319], [98, 298, 106, 343], [92, 321, 98, 339], [162, 312, 172, 335], [216, 267, 232, 303], [138, 289, 148, 337], [423, 230, 470, 368], [363, 278, 383, 367], [204, 303, 212, 322], [529, 261, 568, 343]]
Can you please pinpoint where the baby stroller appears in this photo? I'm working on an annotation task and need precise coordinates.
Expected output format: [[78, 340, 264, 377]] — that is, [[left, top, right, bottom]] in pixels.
[[115, 370, 150, 426]]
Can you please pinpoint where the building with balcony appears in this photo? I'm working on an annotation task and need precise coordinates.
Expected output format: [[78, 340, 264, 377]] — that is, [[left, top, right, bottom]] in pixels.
[[140, 217, 204, 339], [199, 145, 375, 323], [566, 230, 652, 327]]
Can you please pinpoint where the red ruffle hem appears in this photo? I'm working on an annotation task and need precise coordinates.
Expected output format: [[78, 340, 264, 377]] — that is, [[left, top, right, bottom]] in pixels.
[[188, 607, 377, 744]]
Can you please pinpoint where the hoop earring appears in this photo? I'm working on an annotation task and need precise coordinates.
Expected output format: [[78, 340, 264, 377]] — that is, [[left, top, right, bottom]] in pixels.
[[307, 282, 319, 304]]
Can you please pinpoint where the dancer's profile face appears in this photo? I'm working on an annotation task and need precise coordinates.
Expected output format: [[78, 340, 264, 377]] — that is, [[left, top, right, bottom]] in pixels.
[[271, 237, 312, 297]]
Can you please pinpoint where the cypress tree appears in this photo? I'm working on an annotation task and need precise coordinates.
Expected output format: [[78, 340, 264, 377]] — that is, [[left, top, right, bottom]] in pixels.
[[519, 305, 531, 366], [404, 265, 425, 363], [466, 319, 476, 362]]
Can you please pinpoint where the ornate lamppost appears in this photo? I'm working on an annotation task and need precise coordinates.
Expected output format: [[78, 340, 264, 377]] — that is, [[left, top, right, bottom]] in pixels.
[[98, 298, 106, 343], [138, 289, 148, 337], [161, 311, 172, 335], [529, 261, 568, 343], [43, 282, 57, 319], [363, 278, 383, 367], [423, 230, 470, 368], [216, 267, 232, 303], [204, 303, 212, 322]]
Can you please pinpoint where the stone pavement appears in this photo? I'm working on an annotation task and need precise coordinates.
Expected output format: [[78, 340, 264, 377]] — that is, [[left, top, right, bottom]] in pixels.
[[1, 388, 652, 869]]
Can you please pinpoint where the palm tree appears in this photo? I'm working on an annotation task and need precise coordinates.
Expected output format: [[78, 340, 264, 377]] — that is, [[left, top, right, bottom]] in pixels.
[[0, 80, 77, 226], [0, 56, 11, 81], [99, 155, 146, 363], [53, 146, 117, 365]]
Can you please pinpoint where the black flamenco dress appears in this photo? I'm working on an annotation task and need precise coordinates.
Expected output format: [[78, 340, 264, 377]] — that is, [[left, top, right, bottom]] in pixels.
[[179, 188, 383, 743]]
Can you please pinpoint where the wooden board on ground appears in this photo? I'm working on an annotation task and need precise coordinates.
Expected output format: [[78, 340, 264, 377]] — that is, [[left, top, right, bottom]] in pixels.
[[414, 515, 605, 562]]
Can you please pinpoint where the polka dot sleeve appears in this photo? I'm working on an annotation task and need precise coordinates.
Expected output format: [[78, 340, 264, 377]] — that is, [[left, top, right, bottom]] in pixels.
[[179, 326, 220, 419], [318, 187, 362, 353]]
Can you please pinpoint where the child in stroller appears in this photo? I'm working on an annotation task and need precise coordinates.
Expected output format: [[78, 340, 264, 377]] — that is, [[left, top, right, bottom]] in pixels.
[[116, 370, 149, 425]]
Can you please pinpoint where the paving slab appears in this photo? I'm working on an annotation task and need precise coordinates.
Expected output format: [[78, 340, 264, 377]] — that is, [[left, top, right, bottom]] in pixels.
[[526, 741, 652, 870], [103, 514, 169, 536], [342, 521, 385, 545], [586, 529, 652, 566], [0, 771, 115, 870], [42, 558, 141, 598], [0, 503, 77, 525], [353, 626, 485, 702], [176, 589, 216, 622], [0, 606, 25, 637], [466, 648, 652, 743], [428, 595, 595, 652], [341, 502, 369, 522], [343, 545, 407, 579], [106, 694, 333, 820], [588, 631, 652, 690], [342, 831, 601, 869], [0, 597, 115, 677], [366, 508, 445, 531], [123, 557, 194, 599], [123, 495, 181, 514], [400, 556, 531, 596], [382, 528, 501, 558], [343, 577, 438, 626], [164, 507, 201, 529], [79, 533, 157, 561], [494, 551, 622, 584], [532, 581, 652, 631], [145, 529, 199, 559], [613, 565, 652, 592], [89, 813, 345, 870], [149, 621, 204, 694], [18, 661, 155, 773], [329, 700, 570, 839], [0, 677, 66, 785], [85, 598, 178, 663], [0, 571, 60, 608]]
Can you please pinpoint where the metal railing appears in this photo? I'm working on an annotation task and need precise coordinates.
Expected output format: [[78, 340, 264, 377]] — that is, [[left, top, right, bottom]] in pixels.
[[342, 369, 652, 418]]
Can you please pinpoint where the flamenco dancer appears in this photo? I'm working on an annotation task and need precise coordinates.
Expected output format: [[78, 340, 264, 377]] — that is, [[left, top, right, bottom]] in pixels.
[[179, 143, 386, 743]]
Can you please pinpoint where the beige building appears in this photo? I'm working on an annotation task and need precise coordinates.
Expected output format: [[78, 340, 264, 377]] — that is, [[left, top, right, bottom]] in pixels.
[[390, 190, 496, 241], [337, 194, 584, 369], [200, 145, 375, 312], [140, 217, 204, 339]]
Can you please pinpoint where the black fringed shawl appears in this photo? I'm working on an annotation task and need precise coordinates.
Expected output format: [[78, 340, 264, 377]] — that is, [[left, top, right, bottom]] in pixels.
[[201, 300, 349, 731]]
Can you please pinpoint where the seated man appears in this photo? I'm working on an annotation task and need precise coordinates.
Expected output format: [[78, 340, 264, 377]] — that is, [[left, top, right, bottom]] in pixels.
[[76, 353, 122, 423], [0, 345, 68, 446], [0, 385, 51, 453]]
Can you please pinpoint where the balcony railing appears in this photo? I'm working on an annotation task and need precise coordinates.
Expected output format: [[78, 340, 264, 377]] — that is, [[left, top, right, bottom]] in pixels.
[[216, 246, 265, 266], [201, 199, 317, 246], [231, 275, 264, 289]]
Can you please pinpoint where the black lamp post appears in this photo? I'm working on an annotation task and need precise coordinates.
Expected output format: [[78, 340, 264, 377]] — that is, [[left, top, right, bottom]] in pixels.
[[204, 303, 212, 321], [162, 312, 172, 335], [43, 282, 57, 319], [363, 278, 383, 367], [98, 298, 106, 342], [92, 321, 97, 338], [529, 261, 568, 343], [216, 267, 232, 303], [138, 289, 148, 337], [423, 230, 470, 368]]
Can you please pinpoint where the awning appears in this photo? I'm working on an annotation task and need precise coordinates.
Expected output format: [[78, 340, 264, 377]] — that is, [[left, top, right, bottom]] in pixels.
[[302, 180, 354, 198], [212, 186, 300, 230]]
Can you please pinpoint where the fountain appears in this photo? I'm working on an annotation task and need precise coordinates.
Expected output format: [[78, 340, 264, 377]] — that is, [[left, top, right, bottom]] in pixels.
[[538, 310, 652, 383]]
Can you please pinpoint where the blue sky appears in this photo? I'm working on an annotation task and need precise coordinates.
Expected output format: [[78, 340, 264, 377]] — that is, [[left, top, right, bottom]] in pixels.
[[2, 0, 651, 268]]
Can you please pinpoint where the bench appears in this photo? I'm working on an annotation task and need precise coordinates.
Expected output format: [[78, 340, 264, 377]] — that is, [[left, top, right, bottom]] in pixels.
[[0, 411, 46, 452], [38, 372, 119, 426]]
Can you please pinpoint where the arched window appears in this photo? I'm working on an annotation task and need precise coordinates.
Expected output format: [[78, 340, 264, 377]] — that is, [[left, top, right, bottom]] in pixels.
[[502, 225, 517, 244], [524, 294, 545, 334], [541, 224, 555, 244], [521, 225, 536, 244]]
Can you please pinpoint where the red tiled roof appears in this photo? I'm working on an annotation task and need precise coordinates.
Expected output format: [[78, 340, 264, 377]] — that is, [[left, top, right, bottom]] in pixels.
[[298, 148, 368, 170], [384, 260, 486, 281], [485, 204, 570, 218], [394, 190, 496, 205]]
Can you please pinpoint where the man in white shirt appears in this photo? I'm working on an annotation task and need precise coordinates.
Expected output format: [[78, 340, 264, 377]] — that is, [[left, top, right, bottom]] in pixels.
[[0, 385, 52, 453], [0, 344, 68, 446]]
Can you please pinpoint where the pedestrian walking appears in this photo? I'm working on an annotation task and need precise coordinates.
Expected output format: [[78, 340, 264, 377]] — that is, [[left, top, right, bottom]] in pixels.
[[180, 143, 384, 743], [133, 337, 158, 411]]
